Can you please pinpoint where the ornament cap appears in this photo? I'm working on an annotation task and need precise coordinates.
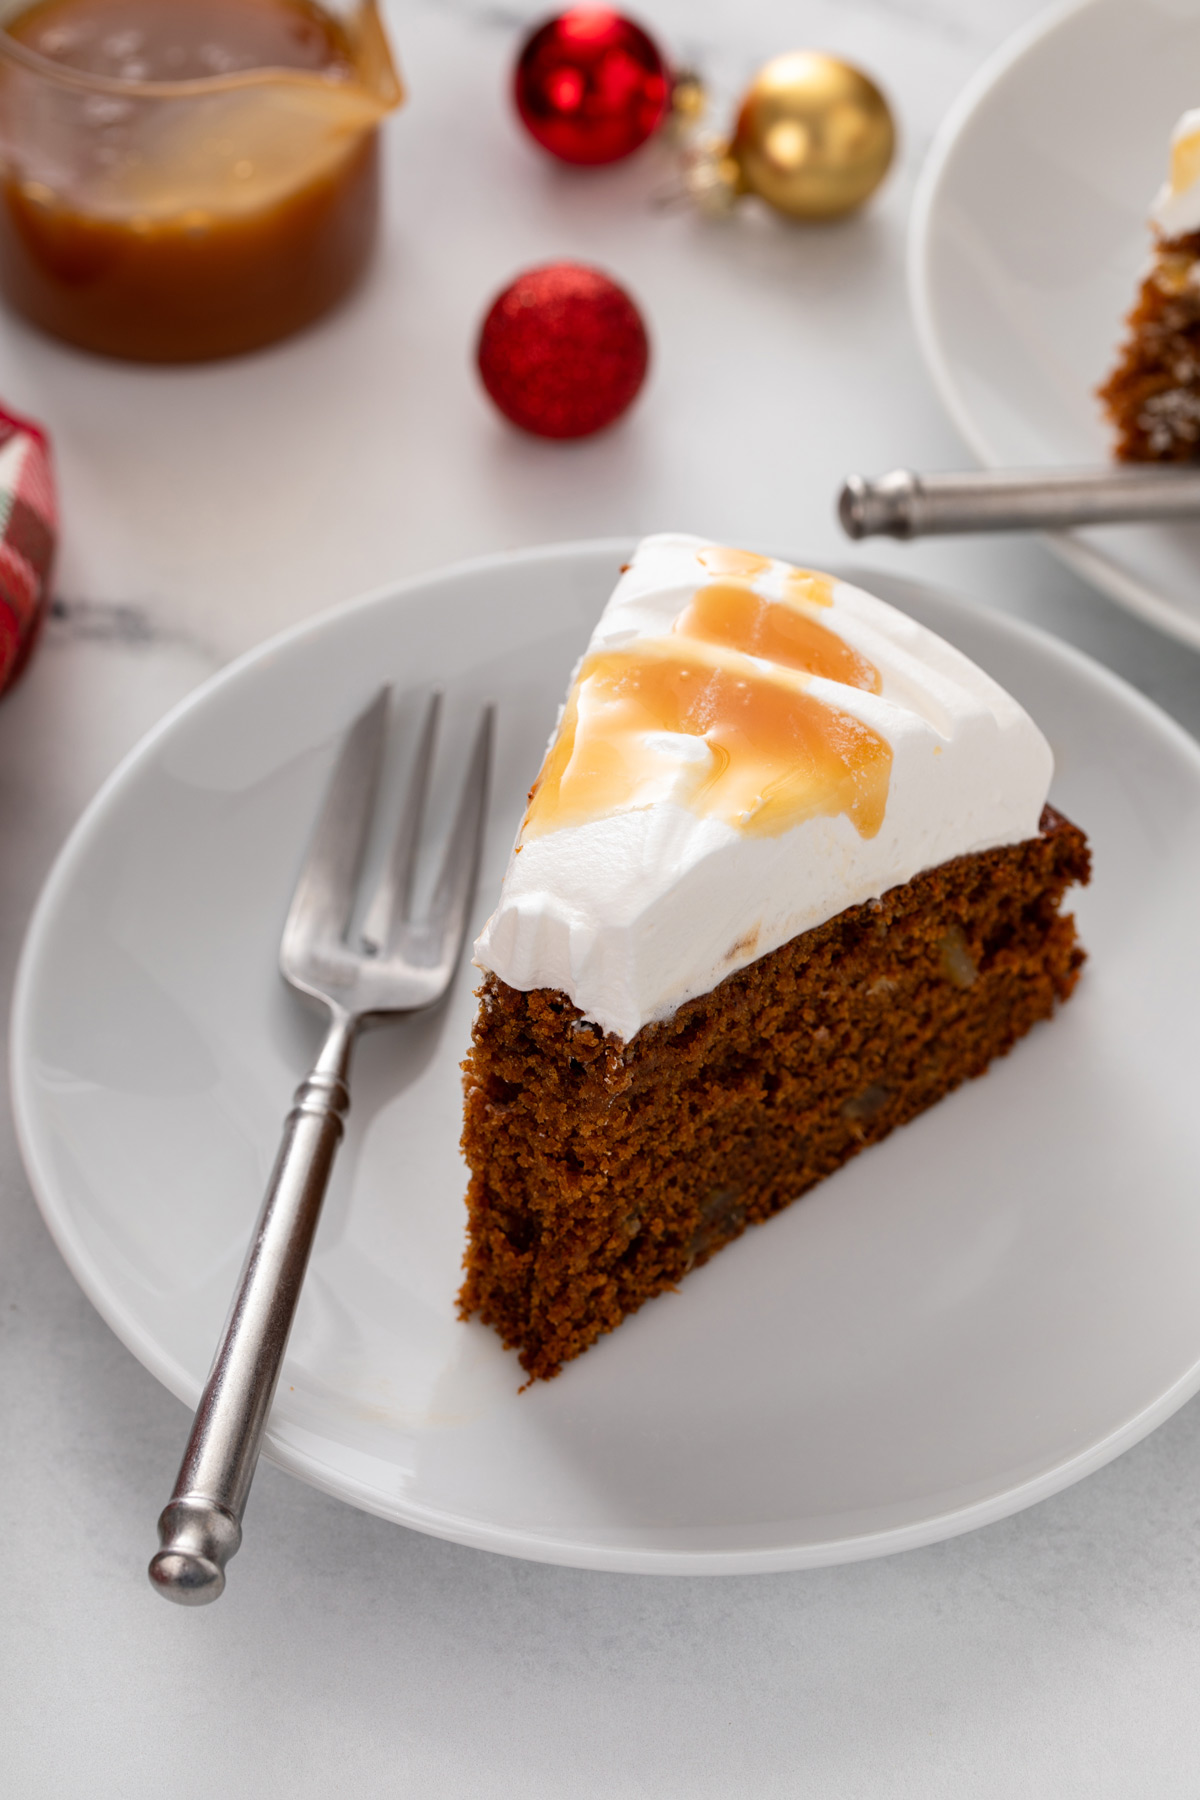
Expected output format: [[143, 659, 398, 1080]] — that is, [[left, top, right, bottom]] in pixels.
[[663, 68, 707, 140], [682, 135, 744, 216]]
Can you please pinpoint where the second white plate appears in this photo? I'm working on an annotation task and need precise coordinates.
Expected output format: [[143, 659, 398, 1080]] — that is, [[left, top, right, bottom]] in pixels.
[[911, 0, 1200, 649], [13, 542, 1200, 1572]]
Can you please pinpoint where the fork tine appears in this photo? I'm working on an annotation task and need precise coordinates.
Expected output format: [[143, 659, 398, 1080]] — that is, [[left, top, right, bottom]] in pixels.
[[360, 689, 442, 954], [425, 704, 495, 966], [281, 686, 391, 967]]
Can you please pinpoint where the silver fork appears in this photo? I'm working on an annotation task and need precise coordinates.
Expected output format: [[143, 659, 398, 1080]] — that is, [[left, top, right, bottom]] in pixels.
[[148, 686, 494, 1606]]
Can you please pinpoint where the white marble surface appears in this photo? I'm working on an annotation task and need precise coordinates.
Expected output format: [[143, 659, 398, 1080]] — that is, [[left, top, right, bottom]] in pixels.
[[5, 0, 1200, 1793]]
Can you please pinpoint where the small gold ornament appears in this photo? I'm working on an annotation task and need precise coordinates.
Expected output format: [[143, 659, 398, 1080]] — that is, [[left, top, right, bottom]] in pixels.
[[684, 51, 895, 222]]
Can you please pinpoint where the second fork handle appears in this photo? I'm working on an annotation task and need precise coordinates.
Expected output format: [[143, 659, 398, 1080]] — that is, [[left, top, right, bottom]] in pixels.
[[148, 1010, 356, 1605], [838, 466, 1200, 538]]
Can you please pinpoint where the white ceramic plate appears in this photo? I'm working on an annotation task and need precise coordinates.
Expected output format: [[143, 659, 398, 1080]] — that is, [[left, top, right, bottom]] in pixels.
[[13, 542, 1200, 1573], [911, 0, 1200, 650]]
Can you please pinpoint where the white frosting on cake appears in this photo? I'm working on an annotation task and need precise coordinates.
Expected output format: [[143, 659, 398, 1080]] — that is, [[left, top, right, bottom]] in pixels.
[[474, 534, 1054, 1042], [1152, 107, 1200, 237]]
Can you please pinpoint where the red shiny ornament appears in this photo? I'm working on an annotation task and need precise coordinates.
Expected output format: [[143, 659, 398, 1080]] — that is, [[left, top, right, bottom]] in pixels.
[[514, 9, 670, 166], [477, 262, 649, 439]]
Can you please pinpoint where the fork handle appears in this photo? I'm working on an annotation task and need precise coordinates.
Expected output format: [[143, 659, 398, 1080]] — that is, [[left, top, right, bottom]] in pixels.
[[148, 1011, 356, 1605], [838, 466, 1200, 538]]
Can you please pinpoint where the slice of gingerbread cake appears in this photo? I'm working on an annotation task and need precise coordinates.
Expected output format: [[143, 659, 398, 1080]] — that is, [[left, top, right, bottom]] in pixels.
[[1101, 108, 1200, 459], [460, 535, 1089, 1381]]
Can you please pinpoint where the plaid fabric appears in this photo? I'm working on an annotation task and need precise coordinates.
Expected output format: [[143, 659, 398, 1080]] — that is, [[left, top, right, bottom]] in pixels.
[[0, 405, 55, 697]]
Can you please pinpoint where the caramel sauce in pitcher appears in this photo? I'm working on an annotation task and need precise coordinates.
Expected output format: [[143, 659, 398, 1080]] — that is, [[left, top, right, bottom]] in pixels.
[[523, 569, 893, 842], [0, 0, 399, 359]]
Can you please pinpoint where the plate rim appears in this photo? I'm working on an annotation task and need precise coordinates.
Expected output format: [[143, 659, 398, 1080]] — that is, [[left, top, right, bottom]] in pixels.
[[14, 538, 1200, 1574], [907, 0, 1200, 654]]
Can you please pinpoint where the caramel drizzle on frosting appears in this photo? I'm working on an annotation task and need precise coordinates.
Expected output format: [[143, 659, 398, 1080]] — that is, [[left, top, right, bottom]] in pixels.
[[1170, 126, 1200, 204], [673, 581, 880, 690], [696, 544, 834, 608], [523, 554, 892, 842]]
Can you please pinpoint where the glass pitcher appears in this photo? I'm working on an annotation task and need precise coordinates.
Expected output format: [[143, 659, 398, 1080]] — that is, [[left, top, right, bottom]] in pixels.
[[0, 0, 403, 360]]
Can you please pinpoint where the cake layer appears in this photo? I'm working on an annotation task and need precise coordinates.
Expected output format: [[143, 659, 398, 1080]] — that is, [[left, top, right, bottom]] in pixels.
[[474, 535, 1053, 1041], [460, 807, 1090, 1382], [1101, 107, 1200, 460], [1099, 226, 1200, 461]]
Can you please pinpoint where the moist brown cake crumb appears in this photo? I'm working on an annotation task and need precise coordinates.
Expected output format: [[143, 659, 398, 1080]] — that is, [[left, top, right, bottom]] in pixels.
[[459, 806, 1090, 1382], [1099, 229, 1200, 459]]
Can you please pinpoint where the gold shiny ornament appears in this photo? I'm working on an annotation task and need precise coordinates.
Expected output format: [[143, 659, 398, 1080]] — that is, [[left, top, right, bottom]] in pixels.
[[728, 52, 895, 221]]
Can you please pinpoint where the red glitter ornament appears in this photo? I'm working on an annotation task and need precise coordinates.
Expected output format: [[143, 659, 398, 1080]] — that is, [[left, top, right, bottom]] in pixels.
[[477, 263, 649, 440], [514, 9, 670, 166]]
